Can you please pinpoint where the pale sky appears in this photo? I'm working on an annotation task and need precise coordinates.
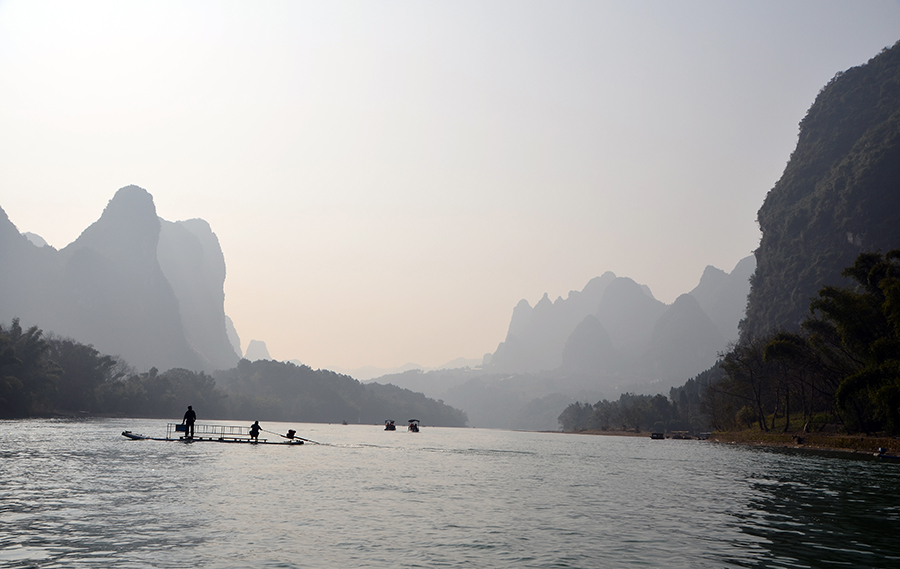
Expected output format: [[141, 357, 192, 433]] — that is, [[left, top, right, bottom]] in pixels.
[[1, 1, 899, 371]]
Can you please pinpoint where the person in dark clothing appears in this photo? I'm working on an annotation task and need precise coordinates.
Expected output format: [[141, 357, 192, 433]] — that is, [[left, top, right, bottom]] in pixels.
[[249, 421, 260, 441], [182, 405, 196, 438]]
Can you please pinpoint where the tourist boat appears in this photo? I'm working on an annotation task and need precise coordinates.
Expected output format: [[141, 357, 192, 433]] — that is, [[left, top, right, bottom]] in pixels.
[[121, 423, 305, 445], [408, 419, 420, 432], [384, 420, 396, 431]]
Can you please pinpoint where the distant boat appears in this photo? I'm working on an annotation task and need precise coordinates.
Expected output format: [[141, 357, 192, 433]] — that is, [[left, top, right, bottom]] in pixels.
[[384, 420, 396, 431], [408, 419, 420, 433], [121, 423, 304, 445], [650, 432, 664, 440], [875, 448, 900, 461]]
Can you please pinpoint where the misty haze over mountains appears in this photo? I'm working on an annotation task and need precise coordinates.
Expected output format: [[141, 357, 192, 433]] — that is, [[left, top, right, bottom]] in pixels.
[[0, 184, 751, 430], [366, 256, 753, 429], [0, 186, 241, 372], [1, 183, 753, 431], [487, 256, 753, 380], [336, 260, 753, 383]]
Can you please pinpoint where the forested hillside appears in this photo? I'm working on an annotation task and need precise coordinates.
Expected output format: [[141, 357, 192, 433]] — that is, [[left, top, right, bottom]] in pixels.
[[0, 319, 467, 426], [743, 41, 900, 338], [214, 359, 467, 426]]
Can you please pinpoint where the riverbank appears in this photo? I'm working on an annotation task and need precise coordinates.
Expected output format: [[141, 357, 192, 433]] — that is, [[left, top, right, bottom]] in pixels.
[[708, 431, 900, 455], [560, 428, 900, 455]]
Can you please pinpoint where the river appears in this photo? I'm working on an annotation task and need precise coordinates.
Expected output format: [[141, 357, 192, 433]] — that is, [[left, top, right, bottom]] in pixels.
[[2, 418, 899, 568]]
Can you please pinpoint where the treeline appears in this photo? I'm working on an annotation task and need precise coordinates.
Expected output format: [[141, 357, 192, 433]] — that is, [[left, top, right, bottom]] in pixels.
[[0, 318, 240, 419], [214, 359, 468, 426], [0, 319, 467, 427], [712, 250, 900, 436], [557, 366, 721, 433], [560, 250, 900, 437]]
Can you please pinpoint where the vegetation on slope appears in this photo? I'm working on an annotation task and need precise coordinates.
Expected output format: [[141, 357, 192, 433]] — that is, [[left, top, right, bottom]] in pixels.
[[0, 320, 467, 427], [743, 41, 900, 338]]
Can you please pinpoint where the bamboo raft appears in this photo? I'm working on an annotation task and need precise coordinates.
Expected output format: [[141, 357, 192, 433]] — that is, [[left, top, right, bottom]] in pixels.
[[121, 423, 305, 445]]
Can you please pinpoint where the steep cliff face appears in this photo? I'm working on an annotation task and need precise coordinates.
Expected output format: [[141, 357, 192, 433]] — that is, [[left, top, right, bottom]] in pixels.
[[0, 185, 239, 372], [54, 186, 200, 371], [158, 218, 240, 370], [743, 41, 900, 338]]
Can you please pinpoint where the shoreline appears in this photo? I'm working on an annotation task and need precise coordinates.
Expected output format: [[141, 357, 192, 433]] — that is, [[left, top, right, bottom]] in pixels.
[[559, 428, 900, 455], [706, 431, 900, 455]]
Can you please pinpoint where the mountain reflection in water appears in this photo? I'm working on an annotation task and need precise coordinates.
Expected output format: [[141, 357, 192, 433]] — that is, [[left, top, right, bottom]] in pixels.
[[2, 418, 899, 568]]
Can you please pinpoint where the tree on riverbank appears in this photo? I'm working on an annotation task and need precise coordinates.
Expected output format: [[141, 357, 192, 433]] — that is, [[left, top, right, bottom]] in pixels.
[[0, 319, 59, 416]]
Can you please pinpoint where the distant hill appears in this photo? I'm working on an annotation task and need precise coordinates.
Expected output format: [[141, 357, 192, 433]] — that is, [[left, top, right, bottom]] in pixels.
[[689, 255, 755, 344], [245, 339, 271, 361], [320, 357, 483, 382], [0, 185, 240, 372], [484, 257, 752, 388], [215, 359, 468, 427], [371, 257, 753, 430], [743, 40, 900, 338]]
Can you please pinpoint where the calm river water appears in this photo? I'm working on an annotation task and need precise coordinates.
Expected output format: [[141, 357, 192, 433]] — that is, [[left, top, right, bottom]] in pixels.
[[2, 418, 899, 568]]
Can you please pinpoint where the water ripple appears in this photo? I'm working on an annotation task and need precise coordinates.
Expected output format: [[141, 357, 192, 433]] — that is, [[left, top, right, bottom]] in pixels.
[[3, 419, 900, 568]]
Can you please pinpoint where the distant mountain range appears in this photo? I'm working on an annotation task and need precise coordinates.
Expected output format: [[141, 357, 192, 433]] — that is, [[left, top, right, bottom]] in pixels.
[[485, 256, 754, 386], [369, 256, 754, 430], [311, 357, 483, 382], [0, 185, 240, 372]]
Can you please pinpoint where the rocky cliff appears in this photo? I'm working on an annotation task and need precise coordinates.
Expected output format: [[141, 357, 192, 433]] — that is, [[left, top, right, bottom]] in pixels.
[[0, 185, 240, 372], [743, 41, 900, 338]]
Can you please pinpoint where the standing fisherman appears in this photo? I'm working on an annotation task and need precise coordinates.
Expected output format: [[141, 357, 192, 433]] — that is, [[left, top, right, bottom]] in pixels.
[[182, 405, 196, 438]]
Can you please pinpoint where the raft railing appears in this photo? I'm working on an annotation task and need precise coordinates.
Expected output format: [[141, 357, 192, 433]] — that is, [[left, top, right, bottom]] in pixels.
[[166, 423, 265, 442]]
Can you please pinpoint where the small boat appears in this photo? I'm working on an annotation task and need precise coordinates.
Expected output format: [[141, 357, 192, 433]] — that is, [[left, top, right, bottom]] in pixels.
[[650, 432, 664, 440], [875, 447, 900, 461], [408, 419, 420, 433], [121, 423, 304, 445], [384, 420, 396, 431]]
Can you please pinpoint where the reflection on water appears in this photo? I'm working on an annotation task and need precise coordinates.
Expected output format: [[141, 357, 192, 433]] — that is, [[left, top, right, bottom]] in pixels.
[[2, 418, 899, 568], [733, 447, 900, 568]]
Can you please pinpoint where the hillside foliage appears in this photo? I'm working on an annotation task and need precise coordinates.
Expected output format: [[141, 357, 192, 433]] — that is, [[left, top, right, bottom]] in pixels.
[[743, 41, 900, 338], [0, 320, 467, 427]]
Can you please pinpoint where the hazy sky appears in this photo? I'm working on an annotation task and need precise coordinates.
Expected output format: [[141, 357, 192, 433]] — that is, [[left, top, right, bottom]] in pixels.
[[2, 1, 899, 371]]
